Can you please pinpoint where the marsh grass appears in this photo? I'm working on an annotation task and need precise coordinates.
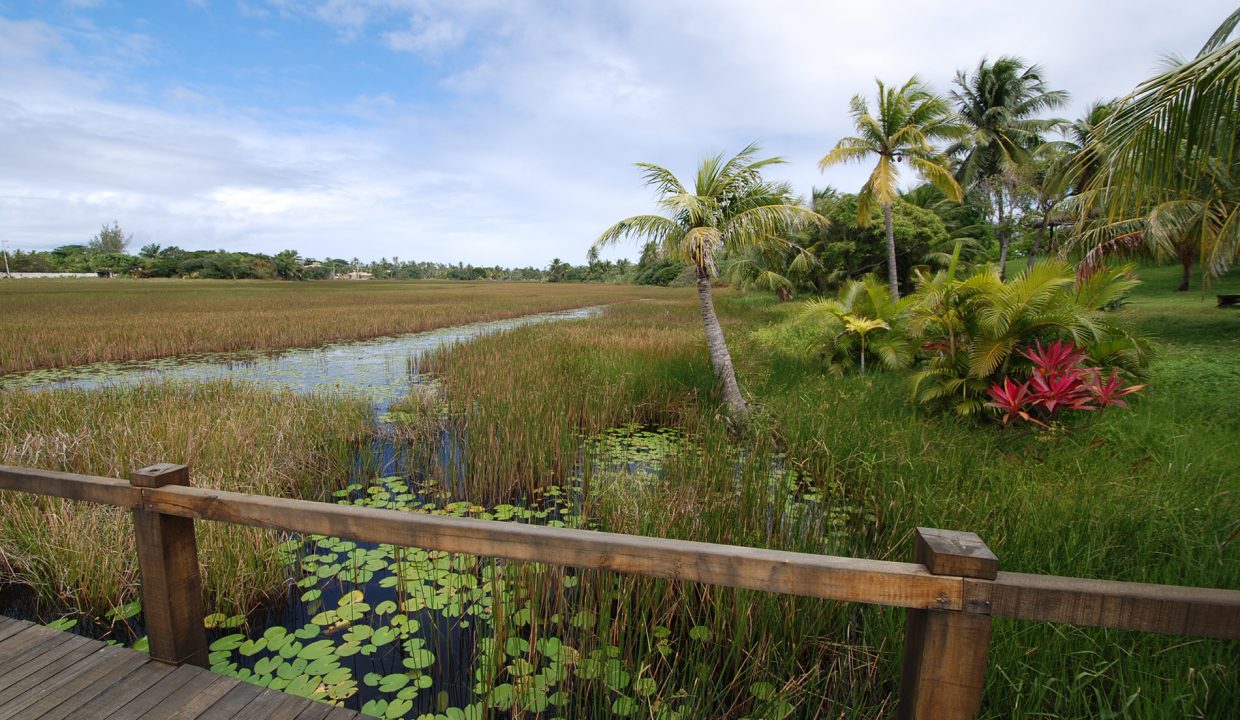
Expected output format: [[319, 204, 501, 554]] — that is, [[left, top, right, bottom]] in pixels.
[[0, 381, 370, 619], [0, 279, 684, 374], [400, 265, 1237, 717]]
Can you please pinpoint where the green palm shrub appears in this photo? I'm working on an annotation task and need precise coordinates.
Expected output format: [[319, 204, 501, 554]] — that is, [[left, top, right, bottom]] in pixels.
[[796, 275, 916, 375], [908, 258, 1149, 416]]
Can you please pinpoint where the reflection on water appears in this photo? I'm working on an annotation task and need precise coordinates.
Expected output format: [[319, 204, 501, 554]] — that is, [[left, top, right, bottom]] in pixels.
[[1, 306, 604, 415]]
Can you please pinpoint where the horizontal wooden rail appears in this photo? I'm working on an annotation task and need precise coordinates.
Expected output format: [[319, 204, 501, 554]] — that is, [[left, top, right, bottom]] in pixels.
[[988, 572, 1240, 640], [0, 466, 140, 508], [4, 462, 1239, 719], [2, 465, 1238, 636], [151, 484, 963, 610]]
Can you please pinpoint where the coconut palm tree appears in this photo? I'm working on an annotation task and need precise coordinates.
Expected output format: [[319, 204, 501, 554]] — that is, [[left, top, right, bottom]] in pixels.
[[949, 57, 1068, 279], [1073, 9, 1239, 289], [595, 144, 824, 416], [820, 77, 964, 299]]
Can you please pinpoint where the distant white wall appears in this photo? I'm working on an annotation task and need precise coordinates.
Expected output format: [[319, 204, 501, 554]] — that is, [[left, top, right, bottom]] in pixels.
[[2, 272, 103, 279]]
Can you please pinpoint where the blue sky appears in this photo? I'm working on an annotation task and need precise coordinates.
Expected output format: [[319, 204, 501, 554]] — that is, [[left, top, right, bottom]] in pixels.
[[0, 1, 1233, 266]]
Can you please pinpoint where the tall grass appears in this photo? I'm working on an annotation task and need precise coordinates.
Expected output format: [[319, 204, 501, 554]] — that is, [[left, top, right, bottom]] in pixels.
[[0, 382, 370, 618], [0, 280, 685, 374], [405, 266, 1237, 717]]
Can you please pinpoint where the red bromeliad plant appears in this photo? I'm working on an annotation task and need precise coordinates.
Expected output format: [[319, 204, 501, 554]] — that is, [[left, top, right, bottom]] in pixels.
[[986, 340, 1146, 426]]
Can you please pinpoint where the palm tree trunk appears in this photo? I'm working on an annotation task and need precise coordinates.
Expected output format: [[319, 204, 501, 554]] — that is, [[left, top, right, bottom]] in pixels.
[[1026, 211, 1049, 270], [996, 189, 1010, 280], [695, 270, 747, 416], [883, 202, 900, 299], [1177, 247, 1193, 291]]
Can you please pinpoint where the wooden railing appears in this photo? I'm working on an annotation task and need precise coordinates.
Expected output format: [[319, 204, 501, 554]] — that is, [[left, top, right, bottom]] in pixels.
[[1, 462, 1237, 719]]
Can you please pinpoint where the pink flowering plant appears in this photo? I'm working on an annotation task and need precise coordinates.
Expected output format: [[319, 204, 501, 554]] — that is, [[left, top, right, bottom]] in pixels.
[[985, 340, 1146, 427]]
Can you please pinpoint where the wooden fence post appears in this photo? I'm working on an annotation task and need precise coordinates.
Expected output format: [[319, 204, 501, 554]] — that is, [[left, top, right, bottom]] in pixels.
[[897, 527, 997, 720], [130, 463, 208, 667]]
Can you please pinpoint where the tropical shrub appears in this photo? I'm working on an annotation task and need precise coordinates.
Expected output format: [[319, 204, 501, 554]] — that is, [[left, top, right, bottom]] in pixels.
[[795, 275, 916, 374], [986, 339, 1146, 426], [908, 258, 1149, 417]]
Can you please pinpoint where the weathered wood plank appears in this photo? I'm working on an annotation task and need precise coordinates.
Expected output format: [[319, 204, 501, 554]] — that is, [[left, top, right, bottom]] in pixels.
[[130, 464, 209, 667], [4, 645, 148, 720], [0, 625, 67, 679], [66, 660, 177, 720], [93, 662, 200, 720], [0, 644, 139, 718], [141, 484, 962, 610], [0, 620, 25, 644], [192, 681, 265, 720], [898, 528, 995, 720], [0, 633, 96, 701], [157, 674, 240, 720], [231, 688, 312, 720], [989, 571, 1240, 639], [0, 465, 140, 508], [290, 703, 338, 720], [139, 670, 231, 719]]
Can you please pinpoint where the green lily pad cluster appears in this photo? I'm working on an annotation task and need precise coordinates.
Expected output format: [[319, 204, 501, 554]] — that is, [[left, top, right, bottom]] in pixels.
[[207, 474, 692, 719], [586, 424, 686, 475]]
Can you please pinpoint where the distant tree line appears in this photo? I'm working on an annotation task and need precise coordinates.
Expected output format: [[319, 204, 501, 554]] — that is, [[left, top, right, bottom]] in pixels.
[[4, 224, 688, 285]]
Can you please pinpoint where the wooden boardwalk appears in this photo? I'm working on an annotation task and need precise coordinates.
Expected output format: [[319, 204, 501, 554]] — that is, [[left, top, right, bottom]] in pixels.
[[0, 616, 360, 720]]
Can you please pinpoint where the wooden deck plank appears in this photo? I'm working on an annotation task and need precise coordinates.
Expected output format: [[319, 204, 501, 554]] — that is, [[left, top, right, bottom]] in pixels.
[[0, 618, 26, 642], [25, 652, 155, 720], [131, 668, 233, 720], [63, 659, 177, 720], [0, 627, 73, 679], [230, 687, 312, 720], [0, 617, 359, 720], [104, 663, 203, 720], [190, 681, 265, 720], [290, 702, 343, 720], [156, 674, 239, 720], [0, 643, 141, 720], [0, 630, 93, 693], [0, 633, 99, 703], [0, 632, 68, 677]]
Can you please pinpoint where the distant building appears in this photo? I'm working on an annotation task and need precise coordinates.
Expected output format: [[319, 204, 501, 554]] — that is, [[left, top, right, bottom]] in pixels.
[[338, 271, 374, 280], [2, 272, 102, 279]]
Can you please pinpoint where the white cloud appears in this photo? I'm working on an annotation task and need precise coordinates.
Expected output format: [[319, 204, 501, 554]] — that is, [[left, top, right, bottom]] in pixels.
[[0, 3, 1235, 266]]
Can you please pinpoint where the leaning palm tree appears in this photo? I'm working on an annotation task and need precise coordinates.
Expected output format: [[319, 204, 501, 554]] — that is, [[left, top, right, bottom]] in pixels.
[[950, 57, 1068, 279], [820, 77, 964, 299], [595, 144, 824, 416], [1073, 8, 1240, 289]]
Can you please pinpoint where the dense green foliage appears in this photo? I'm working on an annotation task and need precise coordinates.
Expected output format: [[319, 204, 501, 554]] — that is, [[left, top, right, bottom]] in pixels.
[[808, 193, 950, 287]]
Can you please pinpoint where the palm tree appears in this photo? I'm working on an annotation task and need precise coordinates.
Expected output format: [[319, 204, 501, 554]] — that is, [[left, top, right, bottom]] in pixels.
[[949, 57, 1068, 279], [820, 77, 964, 299], [1073, 9, 1239, 289], [595, 144, 824, 416]]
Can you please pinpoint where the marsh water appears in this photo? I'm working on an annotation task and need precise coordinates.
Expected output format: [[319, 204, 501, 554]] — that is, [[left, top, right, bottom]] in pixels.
[[1, 307, 603, 416], [3, 306, 619, 717], [4, 304, 836, 718]]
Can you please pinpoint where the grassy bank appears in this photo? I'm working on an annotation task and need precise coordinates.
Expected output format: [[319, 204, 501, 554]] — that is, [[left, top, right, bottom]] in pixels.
[[0, 382, 370, 620], [0, 280, 685, 374], [403, 264, 1237, 718]]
